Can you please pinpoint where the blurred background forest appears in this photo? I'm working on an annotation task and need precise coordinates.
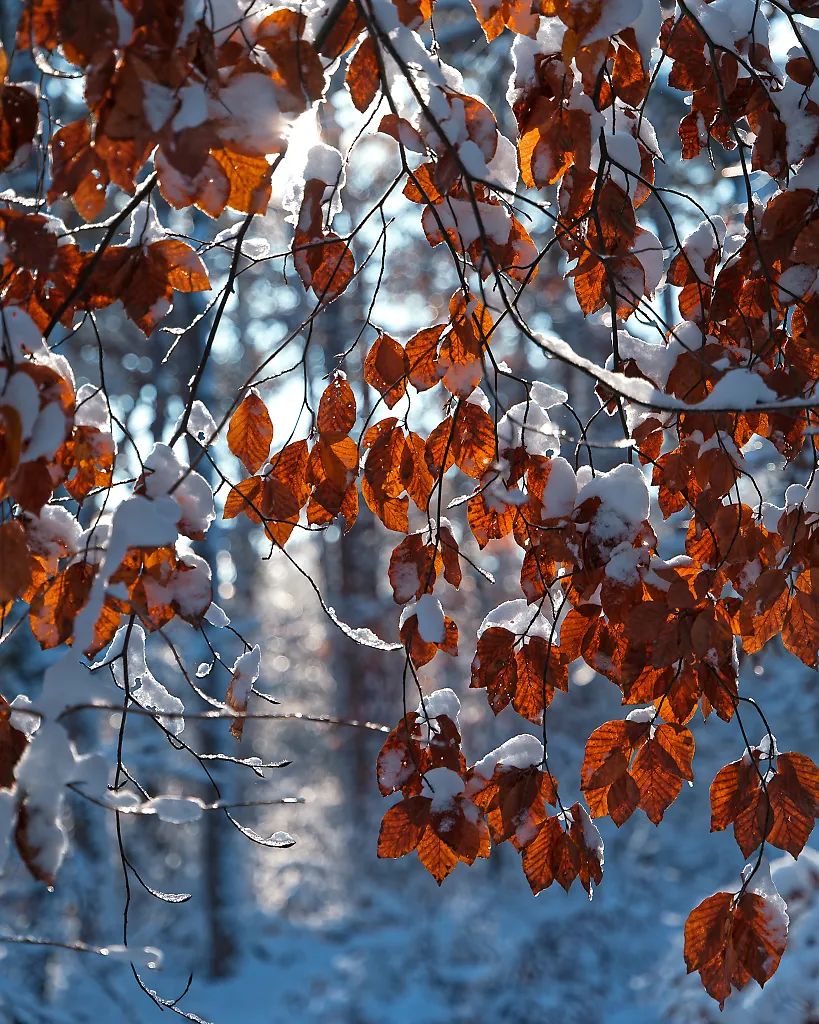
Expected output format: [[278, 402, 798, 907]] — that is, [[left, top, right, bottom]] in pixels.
[[1, 1, 818, 1021]]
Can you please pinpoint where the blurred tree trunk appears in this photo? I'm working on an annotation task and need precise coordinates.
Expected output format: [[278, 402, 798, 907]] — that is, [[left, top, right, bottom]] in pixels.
[[318, 294, 384, 828], [175, 282, 237, 979]]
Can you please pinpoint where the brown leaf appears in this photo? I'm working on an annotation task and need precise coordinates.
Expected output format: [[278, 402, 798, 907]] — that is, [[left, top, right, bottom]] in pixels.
[[318, 1, 365, 59], [377, 113, 426, 154], [15, 803, 57, 888], [521, 816, 571, 894], [406, 324, 444, 391], [377, 796, 430, 857], [416, 825, 459, 884], [0, 521, 32, 604], [684, 890, 788, 1008], [0, 696, 27, 790], [223, 476, 265, 522], [47, 119, 109, 221], [630, 724, 695, 825], [0, 84, 39, 175], [567, 801, 604, 897], [581, 718, 647, 826], [782, 583, 819, 668], [227, 391, 274, 474], [471, 764, 555, 848], [467, 486, 516, 549], [739, 569, 790, 654], [317, 372, 356, 438], [363, 334, 409, 408], [59, 424, 115, 502], [452, 401, 495, 479], [471, 627, 517, 714], [346, 36, 380, 112], [388, 533, 437, 603], [29, 562, 93, 650]]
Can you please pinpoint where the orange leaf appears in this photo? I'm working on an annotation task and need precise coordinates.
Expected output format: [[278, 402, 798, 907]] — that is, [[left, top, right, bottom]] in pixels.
[[0, 521, 32, 604], [317, 372, 356, 438], [363, 333, 409, 408], [346, 36, 380, 112], [406, 324, 444, 391], [227, 391, 274, 474], [377, 796, 430, 857], [521, 815, 579, 895], [223, 476, 265, 522], [684, 890, 788, 1008], [416, 825, 460, 884], [28, 562, 93, 650], [452, 401, 495, 479], [471, 626, 517, 714]]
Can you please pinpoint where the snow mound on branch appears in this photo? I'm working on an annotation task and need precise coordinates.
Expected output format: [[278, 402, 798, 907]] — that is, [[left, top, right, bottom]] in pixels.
[[416, 688, 460, 724], [228, 646, 262, 713], [326, 605, 403, 650], [205, 602, 230, 627], [145, 796, 206, 824], [478, 599, 556, 641], [415, 594, 445, 644], [102, 623, 186, 736], [540, 456, 577, 520], [0, 306, 45, 359], [471, 735, 545, 780], [698, 370, 777, 410], [128, 202, 165, 248], [576, 463, 650, 535], [75, 384, 112, 431], [742, 857, 789, 952], [616, 329, 688, 389], [173, 399, 217, 444], [280, 109, 345, 227], [142, 444, 215, 537], [425, 768, 465, 811], [23, 505, 81, 565], [498, 381, 566, 460]]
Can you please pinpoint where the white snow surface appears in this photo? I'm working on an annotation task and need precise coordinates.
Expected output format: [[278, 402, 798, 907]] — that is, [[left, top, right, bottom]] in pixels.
[[698, 370, 777, 409], [74, 384, 112, 432], [142, 444, 215, 537], [0, 307, 43, 360], [145, 796, 206, 824], [616, 330, 686, 388], [2, 372, 38, 438], [471, 734, 545, 780], [205, 602, 231, 627], [485, 134, 518, 192], [213, 74, 288, 153], [23, 505, 81, 565], [415, 594, 446, 644], [128, 203, 165, 248], [576, 463, 650, 532], [477, 598, 555, 640], [416, 688, 460, 724], [497, 392, 562, 461], [632, 228, 664, 296], [425, 767, 465, 811], [539, 456, 577, 520], [280, 110, 345, 228], [229, 645, 262, 710], [742, 856, 789, 948], [174, 399, 217, 444], [21, 403, 71, 464]]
